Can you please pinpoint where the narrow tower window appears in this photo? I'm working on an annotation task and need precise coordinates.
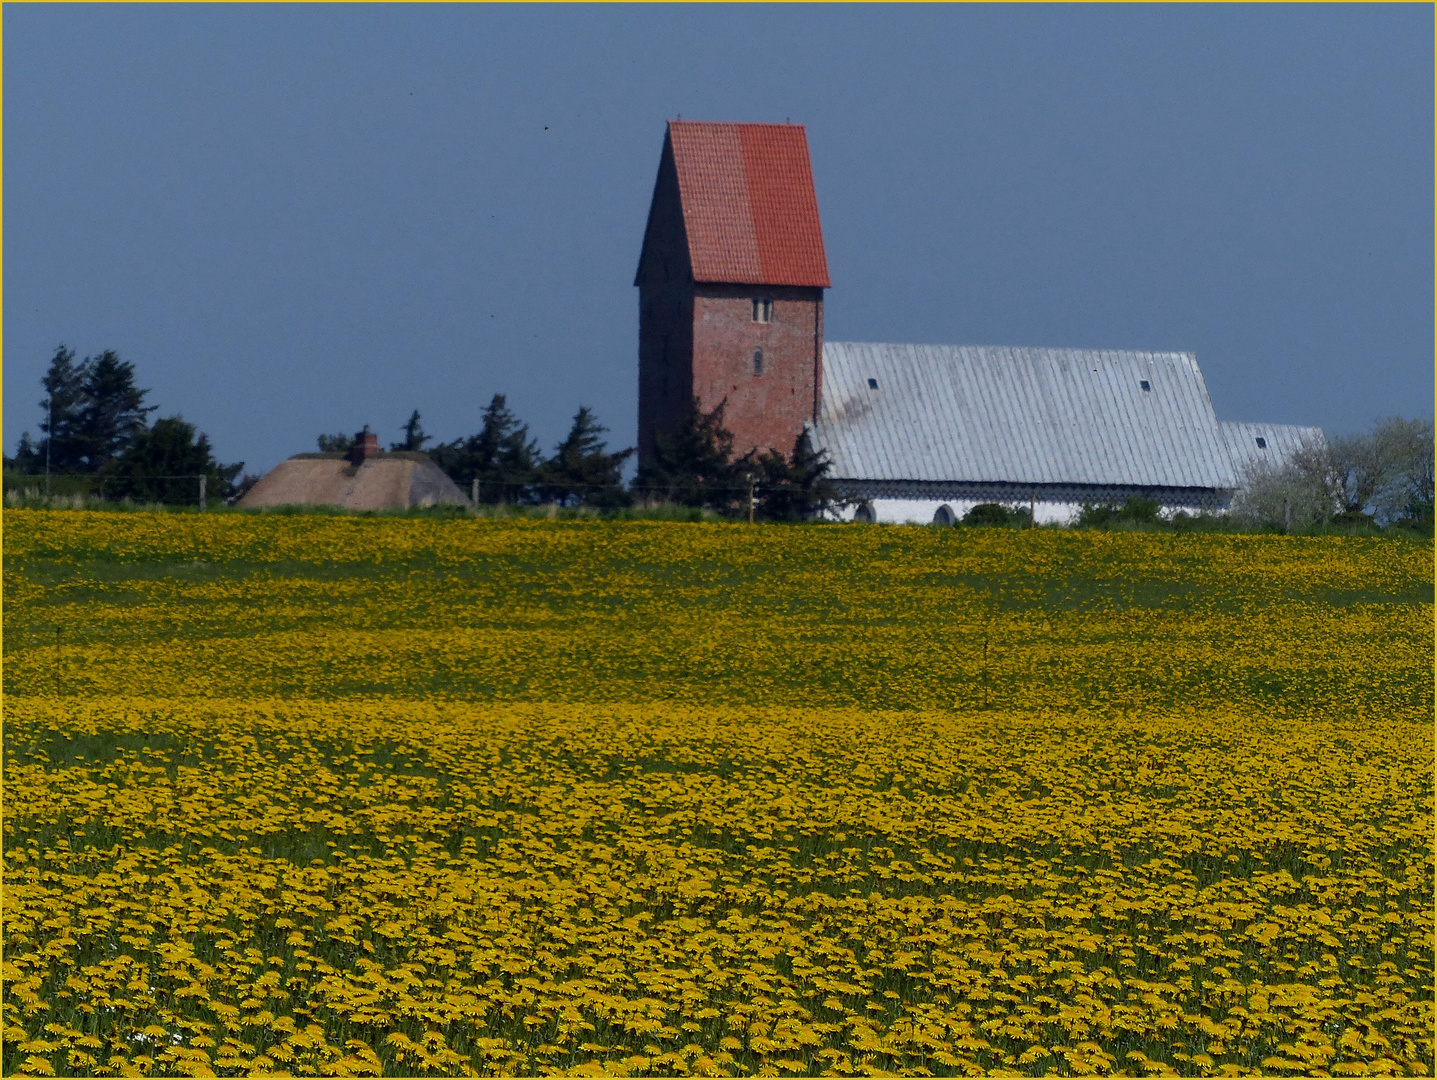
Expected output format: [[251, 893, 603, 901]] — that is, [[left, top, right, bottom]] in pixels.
[[752, 297, 773, 323], [753, 349, 764, 375]]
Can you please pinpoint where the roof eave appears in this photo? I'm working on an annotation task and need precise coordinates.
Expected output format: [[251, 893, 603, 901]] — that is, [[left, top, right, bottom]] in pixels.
[[692, 274, 831, 289]]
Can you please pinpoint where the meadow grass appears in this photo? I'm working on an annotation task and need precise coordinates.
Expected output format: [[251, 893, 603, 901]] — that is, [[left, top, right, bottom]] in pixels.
[[3, 512, 1431, 1077]]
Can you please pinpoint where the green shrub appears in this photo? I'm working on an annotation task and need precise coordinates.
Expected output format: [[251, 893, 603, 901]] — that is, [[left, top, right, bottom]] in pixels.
[[1075, 497, 1162, 529], [962, 503, 1032, 528]]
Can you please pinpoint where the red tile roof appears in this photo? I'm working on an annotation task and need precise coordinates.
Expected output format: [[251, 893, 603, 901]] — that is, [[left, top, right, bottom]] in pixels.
[[668, 121, 830, 288]]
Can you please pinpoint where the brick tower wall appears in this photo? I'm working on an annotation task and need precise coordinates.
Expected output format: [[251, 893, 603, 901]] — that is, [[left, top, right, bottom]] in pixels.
[[637, 281, 695, 463], [691, 284, 823, 459], [636, 139, 697, 464]]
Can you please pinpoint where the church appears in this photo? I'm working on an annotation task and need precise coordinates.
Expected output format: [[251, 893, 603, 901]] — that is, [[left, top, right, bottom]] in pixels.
[[635, 120, 1322, 524]]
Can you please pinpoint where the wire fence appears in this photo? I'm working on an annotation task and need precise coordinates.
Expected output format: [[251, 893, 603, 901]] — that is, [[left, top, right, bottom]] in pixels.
[[4, 470, 843, 518], [5, 472, 218, 508]]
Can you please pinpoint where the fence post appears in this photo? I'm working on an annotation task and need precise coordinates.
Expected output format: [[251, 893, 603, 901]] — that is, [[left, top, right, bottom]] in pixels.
[[199, 475, 207, 511]]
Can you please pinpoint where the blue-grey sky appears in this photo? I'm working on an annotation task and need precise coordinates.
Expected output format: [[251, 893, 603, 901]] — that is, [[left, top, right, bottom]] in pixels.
[[5, 4, 1431, 476]]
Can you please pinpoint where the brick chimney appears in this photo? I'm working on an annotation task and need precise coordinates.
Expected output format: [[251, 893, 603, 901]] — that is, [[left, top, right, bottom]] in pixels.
[[348, 426, 381, 465]]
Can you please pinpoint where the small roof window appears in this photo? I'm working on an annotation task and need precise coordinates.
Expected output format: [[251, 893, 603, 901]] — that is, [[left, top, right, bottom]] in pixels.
[[1140, 380, 1151, 392], [867, 378, 879, 390], [1255, 437, 1267, 449]]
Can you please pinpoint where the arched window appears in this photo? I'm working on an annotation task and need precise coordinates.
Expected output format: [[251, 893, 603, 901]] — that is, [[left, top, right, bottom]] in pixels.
[[932, 504, 956, 526], [853, 501, 876, 524], [753, 349, 764, 375]]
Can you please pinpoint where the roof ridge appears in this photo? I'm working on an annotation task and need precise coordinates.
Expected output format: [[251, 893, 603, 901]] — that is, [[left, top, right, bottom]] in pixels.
[[826, 340, 1197, 357], [669, 119, 807, 129]]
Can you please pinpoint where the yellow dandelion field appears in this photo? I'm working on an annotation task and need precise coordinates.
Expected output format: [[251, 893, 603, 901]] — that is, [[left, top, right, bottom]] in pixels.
[[3, 512, 1432, 1077]]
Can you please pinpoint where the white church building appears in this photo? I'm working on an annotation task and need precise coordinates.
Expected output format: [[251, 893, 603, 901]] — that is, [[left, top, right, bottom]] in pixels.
[[634, 120, 1322, 525], [814, 341, 1321, 524]]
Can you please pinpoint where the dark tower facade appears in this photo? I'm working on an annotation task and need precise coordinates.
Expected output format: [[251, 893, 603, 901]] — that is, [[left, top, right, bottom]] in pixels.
[[635, 121, 830, 463]]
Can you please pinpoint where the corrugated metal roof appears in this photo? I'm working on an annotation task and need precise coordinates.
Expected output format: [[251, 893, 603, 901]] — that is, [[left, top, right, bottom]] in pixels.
[[812, 342, 1241, 489], [666, 121, 830, 287], [1220, 421, 1326, 478]]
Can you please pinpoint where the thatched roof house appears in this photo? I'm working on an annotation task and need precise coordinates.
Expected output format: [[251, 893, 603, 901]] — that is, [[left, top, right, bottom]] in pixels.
[[238, 429, 470, 511]]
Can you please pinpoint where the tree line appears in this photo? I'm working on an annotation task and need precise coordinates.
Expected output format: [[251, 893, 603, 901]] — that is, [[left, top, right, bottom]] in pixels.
[[1231, 418, 1433, 533], [6, 345, 835, 519], [323, 395, 837, 521], [10, 345, 1425, 531], [7, 345, 242, 503]]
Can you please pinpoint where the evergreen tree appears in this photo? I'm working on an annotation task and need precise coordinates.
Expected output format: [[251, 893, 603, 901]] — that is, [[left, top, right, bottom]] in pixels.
[[539, 406, 633, 508], [36, 345, 91, 473], [390, 410, 431, 452], [477, 395, 541, 481], [750, 427, 837, 522], [74, 350, 154, 470], [431, 394, 542, 503], [106, 416, 243, 505], [10, 432, 43, 473], [634, 398, 738, 509]]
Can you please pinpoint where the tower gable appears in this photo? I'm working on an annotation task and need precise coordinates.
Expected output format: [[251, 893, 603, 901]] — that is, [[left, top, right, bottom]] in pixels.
[[635, 132, 692, 287], [635, 121, 831, 287]]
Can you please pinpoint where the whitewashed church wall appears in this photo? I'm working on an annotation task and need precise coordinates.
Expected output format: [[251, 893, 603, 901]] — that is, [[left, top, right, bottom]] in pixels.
[[831, 497, 1231, 526], [832, 498, 1080, 525]]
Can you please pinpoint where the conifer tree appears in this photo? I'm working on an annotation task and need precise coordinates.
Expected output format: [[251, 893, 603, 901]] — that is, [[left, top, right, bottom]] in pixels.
[[539, 406, 633, 508], [36, 345, 90, 473], [9, 432, 43, 473], [634, 397, 738, 510], [431, 393, 543, 502], [107, 416, 243, 504], [390, 410, 431, 452], [750, 427, 837, 522], [13, 346, 242, 500], [74, 350, 154, 470]]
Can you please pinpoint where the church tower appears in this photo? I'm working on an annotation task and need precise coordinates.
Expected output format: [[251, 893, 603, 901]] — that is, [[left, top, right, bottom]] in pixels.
[[635, 121, 830, 464]]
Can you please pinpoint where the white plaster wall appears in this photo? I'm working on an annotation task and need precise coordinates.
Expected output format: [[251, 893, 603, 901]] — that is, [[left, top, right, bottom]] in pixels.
[[833, 498, 1069, 525], [834, 498, 1209, 526]]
